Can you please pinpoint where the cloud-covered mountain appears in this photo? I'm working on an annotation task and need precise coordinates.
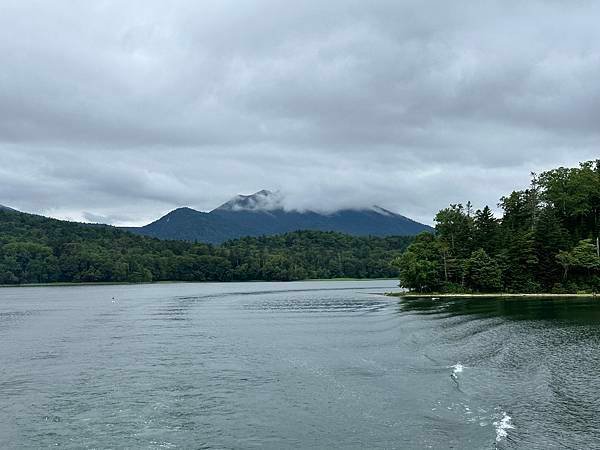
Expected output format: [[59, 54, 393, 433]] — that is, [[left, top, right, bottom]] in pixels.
[[125, 190, 433, 243]]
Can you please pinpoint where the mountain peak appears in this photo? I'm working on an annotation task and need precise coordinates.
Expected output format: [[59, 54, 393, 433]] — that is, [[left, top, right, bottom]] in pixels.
[[371, 205, 395, 216], [215, 189, 284, 212], [128, 192, 433, 243]]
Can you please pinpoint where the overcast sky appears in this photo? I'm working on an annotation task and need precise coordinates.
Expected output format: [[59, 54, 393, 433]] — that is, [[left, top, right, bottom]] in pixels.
[[1, 0, 598, 226]]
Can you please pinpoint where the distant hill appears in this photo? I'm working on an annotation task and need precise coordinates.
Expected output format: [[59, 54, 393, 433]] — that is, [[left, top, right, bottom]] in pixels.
[[125, 190, 433, 243], [0, 204, 16, 212]]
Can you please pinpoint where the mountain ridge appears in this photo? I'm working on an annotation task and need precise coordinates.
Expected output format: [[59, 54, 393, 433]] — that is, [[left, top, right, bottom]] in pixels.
[[125, 190, 433, 243]]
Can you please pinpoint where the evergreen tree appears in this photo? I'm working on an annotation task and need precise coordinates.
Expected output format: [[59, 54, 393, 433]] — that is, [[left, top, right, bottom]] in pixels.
[[463, 249, 502, 292], [534, 208, 569, 288], [473, 206, 499, 255]]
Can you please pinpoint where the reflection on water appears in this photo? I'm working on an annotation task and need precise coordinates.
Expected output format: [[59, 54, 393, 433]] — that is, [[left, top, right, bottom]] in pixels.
[[1, 281, 600, 449], [399, 295, 600, 322]]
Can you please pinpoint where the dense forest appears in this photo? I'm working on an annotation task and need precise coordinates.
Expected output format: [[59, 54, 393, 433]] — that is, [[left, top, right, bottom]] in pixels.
[[397, 160, 600, 293], [0, 209, 412, 284]]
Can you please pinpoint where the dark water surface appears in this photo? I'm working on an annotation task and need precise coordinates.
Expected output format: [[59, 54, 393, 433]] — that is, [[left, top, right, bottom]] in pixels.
[[1, 281, 600, 449]]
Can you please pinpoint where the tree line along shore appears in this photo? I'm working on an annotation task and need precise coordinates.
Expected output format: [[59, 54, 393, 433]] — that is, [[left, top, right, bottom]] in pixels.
[[396, 160, 600, 294], [0, 210, 412, 285]]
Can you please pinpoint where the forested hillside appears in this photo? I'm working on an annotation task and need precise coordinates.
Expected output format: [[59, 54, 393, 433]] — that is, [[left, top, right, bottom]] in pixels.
[[398, 160, 600, 293], [0, 210, 412, 284]]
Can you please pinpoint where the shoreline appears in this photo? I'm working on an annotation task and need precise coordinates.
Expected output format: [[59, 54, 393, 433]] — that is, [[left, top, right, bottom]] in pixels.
[[0, 278, 398, 289], [387, 292, 599, 298]]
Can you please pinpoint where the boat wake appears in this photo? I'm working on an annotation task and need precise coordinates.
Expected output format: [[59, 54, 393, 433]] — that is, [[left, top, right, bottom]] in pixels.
[[452, 362, 464, 375], [493, 411, 514, 443], [450, 362, 464, 386], [443, 362, 514, 446]]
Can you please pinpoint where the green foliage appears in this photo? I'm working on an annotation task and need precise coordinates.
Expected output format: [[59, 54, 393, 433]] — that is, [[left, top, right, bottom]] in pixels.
[[556, 239, 600, 283], [435, 204, 474, 258], [396, 233, 444, 292], [463, 249, 502, 293], [539, 161, 600, 240], [223, 231, 412, 281], [400, 160, 600, 293], [499, 231, 540, 292], [0, 211, 413, 284]]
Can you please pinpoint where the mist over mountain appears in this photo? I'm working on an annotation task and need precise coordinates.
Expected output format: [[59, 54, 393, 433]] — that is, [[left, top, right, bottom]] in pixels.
[[217, 190, 285, 212], [125, 190, 433, 243]]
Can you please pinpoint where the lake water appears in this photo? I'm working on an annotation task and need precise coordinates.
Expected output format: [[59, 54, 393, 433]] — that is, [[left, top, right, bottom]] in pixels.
[[1, 281, 600, 449]]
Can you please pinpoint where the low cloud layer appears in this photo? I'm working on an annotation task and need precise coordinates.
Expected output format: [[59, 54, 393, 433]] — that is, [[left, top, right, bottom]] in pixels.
[[1, 1, 598, 225]]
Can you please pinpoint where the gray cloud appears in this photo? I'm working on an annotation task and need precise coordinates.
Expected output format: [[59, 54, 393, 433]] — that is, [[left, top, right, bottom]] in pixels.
[[0, 0, 599, 225]]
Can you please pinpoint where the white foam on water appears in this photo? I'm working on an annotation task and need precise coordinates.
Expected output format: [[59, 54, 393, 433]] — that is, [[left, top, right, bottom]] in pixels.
[[452, 363, 464, 374], [493, 412, 514, 442]]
